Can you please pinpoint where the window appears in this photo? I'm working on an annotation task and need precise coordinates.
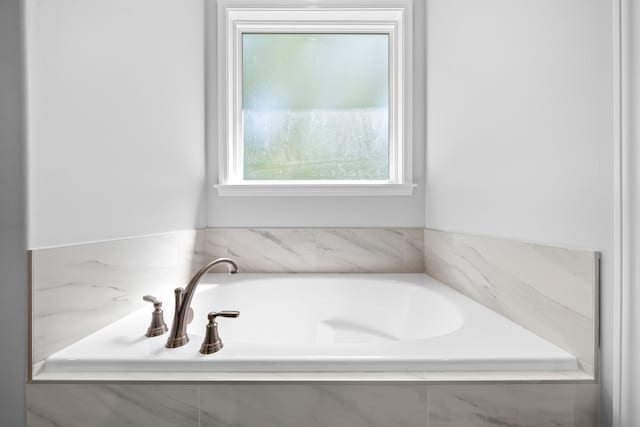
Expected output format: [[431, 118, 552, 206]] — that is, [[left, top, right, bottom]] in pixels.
[[215, 1, 414, 196], [243, 33, 389, 181]]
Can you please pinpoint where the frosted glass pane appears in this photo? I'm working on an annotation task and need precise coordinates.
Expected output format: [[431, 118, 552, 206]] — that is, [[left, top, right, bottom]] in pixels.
[[242, 33, 389, 180]]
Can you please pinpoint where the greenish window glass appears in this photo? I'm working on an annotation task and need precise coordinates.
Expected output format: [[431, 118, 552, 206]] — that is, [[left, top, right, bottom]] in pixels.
[[242, 33, 389, 180]]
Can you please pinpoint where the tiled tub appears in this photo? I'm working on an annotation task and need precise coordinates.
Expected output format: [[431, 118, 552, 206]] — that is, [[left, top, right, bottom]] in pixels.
[[28, 228, 600, 427]]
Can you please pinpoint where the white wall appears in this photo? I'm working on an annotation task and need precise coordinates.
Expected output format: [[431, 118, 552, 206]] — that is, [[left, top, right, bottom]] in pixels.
[[26, 0, 206, 249], [424, 0, 615, 424], [206, 0, 426, 228], [0, 0, 27, 424]]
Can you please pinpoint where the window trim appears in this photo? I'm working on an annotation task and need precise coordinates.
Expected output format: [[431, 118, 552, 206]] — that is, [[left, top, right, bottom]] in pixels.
[[215, 0, 414, 197]]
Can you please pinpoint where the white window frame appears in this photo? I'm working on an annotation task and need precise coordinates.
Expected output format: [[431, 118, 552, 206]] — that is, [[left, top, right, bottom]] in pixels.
[[214, 0, 415, 197]]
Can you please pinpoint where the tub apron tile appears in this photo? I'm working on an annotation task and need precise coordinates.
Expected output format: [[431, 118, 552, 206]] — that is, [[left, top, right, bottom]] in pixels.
[[199, 384, 429, 427], [428, 384, 581, 427], [26, 383, 199, 427]]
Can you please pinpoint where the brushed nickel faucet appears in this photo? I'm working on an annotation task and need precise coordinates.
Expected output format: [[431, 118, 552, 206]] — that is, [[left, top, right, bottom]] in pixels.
[[165, 258, 239, 349]]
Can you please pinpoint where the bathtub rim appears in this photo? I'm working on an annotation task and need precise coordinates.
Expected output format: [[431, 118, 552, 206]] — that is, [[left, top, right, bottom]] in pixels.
[[29, 358, 595, 383]]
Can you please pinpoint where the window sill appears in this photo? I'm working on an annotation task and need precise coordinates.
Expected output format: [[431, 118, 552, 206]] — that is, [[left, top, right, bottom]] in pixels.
[[214, 182, 416, 197]]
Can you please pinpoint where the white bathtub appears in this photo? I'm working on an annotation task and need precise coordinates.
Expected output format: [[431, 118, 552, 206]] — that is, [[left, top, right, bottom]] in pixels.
[[42, 274, 578, 374]]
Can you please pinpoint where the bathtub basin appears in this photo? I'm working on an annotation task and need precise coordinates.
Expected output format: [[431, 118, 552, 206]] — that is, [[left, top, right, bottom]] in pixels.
[[42, 274, 578, 373]]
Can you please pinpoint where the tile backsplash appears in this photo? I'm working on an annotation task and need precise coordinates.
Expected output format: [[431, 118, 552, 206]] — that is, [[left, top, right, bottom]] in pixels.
[[207, 228, 425, 273], [31, 230, 207, 364], [424, 229, 599, 376]]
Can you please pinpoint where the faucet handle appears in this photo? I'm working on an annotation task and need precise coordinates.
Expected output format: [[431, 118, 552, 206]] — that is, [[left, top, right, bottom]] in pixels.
[[200, 310, 240, 354], [142, 295, 168, 337], [208, 311, 240, 321], [143, 295, 162, 307]]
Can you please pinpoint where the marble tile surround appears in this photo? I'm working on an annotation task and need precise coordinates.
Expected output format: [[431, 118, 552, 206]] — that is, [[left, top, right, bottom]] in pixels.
[[424, 229, 599, 376], [206, 228, 425, 273], [31, 230, 208, 364], [26, 383, 598, 427]]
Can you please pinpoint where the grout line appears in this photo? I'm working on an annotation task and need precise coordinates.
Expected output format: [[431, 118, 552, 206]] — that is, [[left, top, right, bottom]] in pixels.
[[425, 384, 430, 427]]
